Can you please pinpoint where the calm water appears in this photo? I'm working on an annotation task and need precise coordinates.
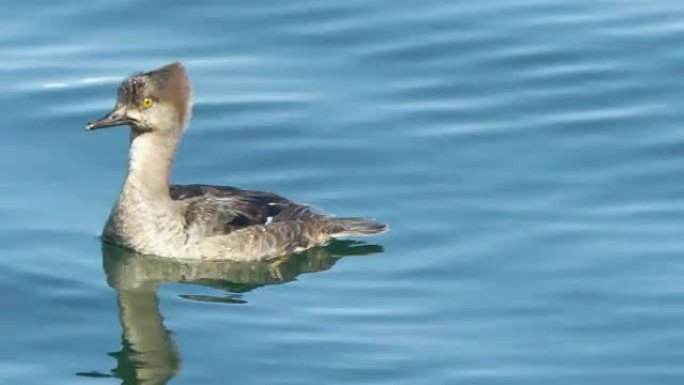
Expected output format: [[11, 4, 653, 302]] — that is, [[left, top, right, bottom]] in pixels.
[[3, 1, 684, 384]]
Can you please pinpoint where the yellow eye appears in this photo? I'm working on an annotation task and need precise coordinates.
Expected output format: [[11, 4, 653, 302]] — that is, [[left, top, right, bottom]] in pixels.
[[142, 98, 153, 109]]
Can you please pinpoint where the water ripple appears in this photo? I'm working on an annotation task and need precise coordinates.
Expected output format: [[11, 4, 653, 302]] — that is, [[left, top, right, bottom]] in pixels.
[[3, 0, 684, 384]]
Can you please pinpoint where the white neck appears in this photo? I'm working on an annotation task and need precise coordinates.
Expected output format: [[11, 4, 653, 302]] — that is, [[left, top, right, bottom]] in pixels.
[[123, 130, 180, 200]]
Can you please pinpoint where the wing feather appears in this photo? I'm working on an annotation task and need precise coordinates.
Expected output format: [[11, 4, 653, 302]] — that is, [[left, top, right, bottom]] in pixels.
[[169, 184, 310, 237]]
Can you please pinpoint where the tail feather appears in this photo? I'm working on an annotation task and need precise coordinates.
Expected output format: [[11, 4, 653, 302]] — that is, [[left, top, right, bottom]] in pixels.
[[329, 217, 388, 237]]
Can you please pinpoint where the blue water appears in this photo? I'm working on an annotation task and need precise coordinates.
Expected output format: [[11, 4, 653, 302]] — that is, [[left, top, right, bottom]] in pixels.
[[3, 0, 684, 384]]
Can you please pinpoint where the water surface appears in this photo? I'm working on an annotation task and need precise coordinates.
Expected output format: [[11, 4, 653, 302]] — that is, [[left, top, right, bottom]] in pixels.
[[2, 1, 684, 384]]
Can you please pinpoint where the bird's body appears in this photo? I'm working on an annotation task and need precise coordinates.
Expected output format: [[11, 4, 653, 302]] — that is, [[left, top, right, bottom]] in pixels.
[[87, 62, 386, 261]]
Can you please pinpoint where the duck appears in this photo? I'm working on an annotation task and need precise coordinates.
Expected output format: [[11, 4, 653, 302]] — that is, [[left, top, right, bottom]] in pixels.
[[85, 62, 387, 261]]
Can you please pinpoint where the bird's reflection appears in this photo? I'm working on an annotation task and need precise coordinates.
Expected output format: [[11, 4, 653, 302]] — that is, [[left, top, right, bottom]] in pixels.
[[78, 240, 383, 385]]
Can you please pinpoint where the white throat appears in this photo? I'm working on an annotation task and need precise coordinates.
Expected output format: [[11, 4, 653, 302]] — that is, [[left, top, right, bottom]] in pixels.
[[124, 131, 180, 200]]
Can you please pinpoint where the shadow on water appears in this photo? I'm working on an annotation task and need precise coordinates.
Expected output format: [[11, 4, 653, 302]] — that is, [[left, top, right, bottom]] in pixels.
[[77, 240, 384, 385]]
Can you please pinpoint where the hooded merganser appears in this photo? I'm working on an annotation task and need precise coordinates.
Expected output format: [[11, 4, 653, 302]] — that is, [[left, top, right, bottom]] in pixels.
[[86, 62, 387, 261]]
